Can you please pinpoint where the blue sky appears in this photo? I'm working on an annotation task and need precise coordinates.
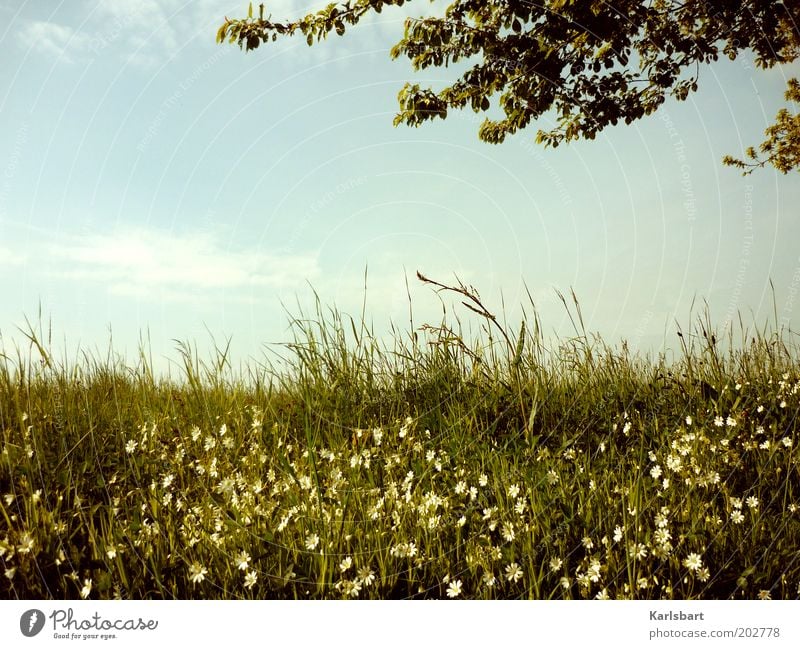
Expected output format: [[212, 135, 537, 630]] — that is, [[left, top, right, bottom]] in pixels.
[[1, 0, 799, 374]]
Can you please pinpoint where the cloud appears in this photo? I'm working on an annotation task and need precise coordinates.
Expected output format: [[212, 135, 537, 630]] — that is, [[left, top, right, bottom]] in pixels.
[[89, 0, 180, 65], [44, 227, 319, 300], [17, 21, 93, 63], [0, 246, 26, 266]]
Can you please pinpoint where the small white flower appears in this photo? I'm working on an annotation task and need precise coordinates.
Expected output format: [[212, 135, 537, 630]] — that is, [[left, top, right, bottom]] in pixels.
[[505, 562, 523, 583], [446, 579, 462, 598]]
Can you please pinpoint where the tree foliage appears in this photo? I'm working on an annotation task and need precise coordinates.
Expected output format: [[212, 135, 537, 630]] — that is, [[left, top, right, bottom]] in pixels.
[[218, 1, 800, 173]]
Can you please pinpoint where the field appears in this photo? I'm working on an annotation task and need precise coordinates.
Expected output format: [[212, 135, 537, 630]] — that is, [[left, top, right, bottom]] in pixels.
[[1, 281, 799, 599]]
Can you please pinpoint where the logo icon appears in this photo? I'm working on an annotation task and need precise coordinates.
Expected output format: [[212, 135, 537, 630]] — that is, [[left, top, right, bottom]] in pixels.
[[20, 609, 46, 637]]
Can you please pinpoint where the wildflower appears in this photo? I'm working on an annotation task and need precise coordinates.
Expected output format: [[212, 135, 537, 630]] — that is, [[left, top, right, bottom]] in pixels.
[[454, 481, 467, 495], [758, 589, 771, 600], [482, 572, 496, 587], [780, 400, 787, 409], [457, 516, 466, 527], [357, 567, 376, 586], [547, 469, 560, 485], [714, 416, 724, 427], [305, 533, 320, 551], [446, 579, 462, 598], [654, 528, 671, 546], [188, 563, 207, 584], [106, 548, 117, 560], [244, 571, 257, 589], [598, 442, 606, 452], [549, 557, 563, 572], [479, 474, 488, 487], [746, 496, 759, 511], [339, 556, 353, 573], [731, 497, 743, 509], [508, 484, 521, 499], [782, 437, 793, 448], [650, 465, 662, 479], [235, 551, 251, 571], [613, 526, 624, 543], [595, 588, 609, 600], [726, 416, 736, 427], [372, 428, 383, 445], [683, 553, 703, 572], [757, 405, 764, 413], [502, 522, 515, 543], [731, 510, 745, 524], [587, 558, 602, 583], [17, 532, 35, 554], [4, 567, 16, 580], [80, 579, 92, 599], [666, 454, 682, 472], [581, 536, 594, 550], [685, 415, 693, 426], [696, 567, 710, 582], [560, 576, 571, 590], [125, 440, 137, 454], [628, 543, 648, 560], [505, 562, 523, 583]]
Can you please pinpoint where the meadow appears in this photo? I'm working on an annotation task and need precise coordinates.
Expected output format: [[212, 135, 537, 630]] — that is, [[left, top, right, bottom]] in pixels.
[[1, 279, 799, 599]]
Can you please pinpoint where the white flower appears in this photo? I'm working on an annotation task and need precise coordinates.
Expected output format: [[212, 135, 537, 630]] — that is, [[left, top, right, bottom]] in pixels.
[[505, 562, 523, 583], [80, 579, 92, 599], [549, 557, 563, 572], [125, 440, 138, 454], [188, 563, 207, 584], [244, 571, 258, 589], [235, 551, 251, 571], [446, 579, 462, 598], [683, 552, 703, 572], [339, 556, 353, 573], [305, 533, 320, 551], [685, 415, 693, 426], [746, 496, 759, 511]]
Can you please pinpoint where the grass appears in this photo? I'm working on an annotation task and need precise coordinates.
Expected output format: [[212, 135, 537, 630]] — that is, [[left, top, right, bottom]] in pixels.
[[1, 276, 799, 600]]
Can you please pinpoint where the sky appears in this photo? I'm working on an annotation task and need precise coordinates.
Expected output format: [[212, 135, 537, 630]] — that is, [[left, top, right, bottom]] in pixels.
[[1, 0, 799, 376]]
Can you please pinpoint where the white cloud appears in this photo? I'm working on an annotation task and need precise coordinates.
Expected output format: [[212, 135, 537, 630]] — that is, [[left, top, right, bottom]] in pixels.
[[44, 227, 319, 300], [18, 21, 93, 63], [0, 246, 26, 266]]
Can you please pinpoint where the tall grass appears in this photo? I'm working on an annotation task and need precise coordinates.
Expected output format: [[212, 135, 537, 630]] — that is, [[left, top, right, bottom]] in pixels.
[[1, 278, 799, 599]]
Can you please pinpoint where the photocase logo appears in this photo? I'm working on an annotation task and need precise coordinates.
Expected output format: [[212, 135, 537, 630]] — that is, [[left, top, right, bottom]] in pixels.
[[20, 609, 46, 637]]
